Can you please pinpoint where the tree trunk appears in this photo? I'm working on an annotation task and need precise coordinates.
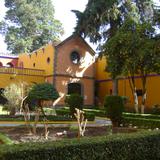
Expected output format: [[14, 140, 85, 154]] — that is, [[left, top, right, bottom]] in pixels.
[[33, 108, 40, 135], [141, 75, 147, 114], [9, 107, 16, 115], [141, 92, 146, 114], [23, 104, 32, 134], [134, 90, 139, 113], [112, 78, 118, 95]]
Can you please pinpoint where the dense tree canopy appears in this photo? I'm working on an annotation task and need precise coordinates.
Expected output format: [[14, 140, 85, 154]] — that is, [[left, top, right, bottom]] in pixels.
[[0, 0, 64, 54], [73, 0, 159, 46], [73, 0, 160, 113]]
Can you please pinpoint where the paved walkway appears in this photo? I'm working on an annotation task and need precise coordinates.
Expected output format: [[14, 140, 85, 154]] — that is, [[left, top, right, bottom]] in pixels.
[[0, 117, 112, 127]]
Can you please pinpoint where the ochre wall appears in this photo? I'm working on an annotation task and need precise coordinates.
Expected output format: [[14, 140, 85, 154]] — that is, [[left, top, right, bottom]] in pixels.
[[96, 56, 160, 109], [0, 69, 45, 88], [18, 43, 54, 76]]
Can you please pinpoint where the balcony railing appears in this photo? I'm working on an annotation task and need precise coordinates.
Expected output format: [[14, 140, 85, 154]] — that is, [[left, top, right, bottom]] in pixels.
[[0, 67, 45, 76]]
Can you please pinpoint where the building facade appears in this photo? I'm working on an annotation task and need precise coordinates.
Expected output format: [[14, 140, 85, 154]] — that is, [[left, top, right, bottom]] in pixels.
[[96, 56, 160, 111], [0, 35, 95, 107]]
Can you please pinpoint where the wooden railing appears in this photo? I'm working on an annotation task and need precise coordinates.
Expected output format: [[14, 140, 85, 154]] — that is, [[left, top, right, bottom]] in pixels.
[[0, 67, 45, 76]]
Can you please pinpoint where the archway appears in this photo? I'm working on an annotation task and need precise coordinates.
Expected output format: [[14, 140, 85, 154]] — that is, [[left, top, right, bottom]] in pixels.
[[67, 83, 82, 95]]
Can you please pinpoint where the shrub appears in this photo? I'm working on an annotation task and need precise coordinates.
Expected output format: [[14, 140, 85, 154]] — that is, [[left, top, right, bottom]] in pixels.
[[0, 133, 13, 145], [152, 104, 160, 115], [0, 131, 160, 160], [65, 94, 83, 116], [2, 82, 29, 115], [104, 96, 124, 126], [28, 83, 59, 105]]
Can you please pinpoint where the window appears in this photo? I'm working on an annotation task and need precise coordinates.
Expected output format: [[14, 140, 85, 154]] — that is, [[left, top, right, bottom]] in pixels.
[[70, 51, 80, 64], [33, 63, 35, 67], [6, 62, 14, 68], [47, 57, 50, 64]]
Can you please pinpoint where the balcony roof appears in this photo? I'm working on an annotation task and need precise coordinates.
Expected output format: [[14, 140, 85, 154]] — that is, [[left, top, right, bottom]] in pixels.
[[0, 53, 18, 59]]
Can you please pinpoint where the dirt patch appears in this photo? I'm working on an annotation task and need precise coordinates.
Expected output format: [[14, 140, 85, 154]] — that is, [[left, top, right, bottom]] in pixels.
[[0, 126, 138, 144]]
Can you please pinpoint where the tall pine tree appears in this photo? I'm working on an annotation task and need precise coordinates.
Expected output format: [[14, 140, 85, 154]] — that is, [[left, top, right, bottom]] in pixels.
[[0, 0, 64, 54]]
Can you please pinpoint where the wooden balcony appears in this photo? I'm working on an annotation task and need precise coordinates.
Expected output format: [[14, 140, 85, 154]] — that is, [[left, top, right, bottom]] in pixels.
[[0, 67, 45, 76]]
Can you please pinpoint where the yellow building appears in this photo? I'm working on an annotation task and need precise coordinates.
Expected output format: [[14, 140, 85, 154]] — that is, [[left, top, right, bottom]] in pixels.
[[0, 35, 95, 107], [96, 56, 160, 111]]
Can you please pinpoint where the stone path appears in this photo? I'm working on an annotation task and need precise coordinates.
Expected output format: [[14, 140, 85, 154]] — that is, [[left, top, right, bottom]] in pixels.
[[0, 117, 112, 127]]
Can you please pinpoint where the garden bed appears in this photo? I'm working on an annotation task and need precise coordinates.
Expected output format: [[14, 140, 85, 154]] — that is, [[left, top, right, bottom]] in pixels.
[[0, 126, 138, 144]]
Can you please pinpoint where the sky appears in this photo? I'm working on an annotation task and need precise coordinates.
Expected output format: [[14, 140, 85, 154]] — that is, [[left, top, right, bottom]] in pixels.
[[0, 0, 88, 53], [0, 0, 160, 53]]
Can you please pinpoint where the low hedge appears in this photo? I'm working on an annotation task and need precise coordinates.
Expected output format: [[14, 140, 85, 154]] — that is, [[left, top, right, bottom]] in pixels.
[[123, 112, 160, 120], [122, 116, 160, 129], [0, 133, 13, 145], [0, 131, 160, 160], [83, 108, 106, 117], [56, 108, 95, 121], [0, 115, 73, 122]]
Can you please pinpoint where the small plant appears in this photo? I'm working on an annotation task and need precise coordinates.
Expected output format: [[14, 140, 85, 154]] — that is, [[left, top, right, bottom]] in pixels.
[[104, 95, 124, 127], [65, 94, 83, 116], [74, 108, 87, 138]]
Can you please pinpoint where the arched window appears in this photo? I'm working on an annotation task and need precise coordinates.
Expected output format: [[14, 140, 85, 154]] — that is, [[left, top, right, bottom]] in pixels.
[[6, 62, 14, 68], [70, 51, 80, 64], [68, 83, 82, 95], [47, 57, 50, 64], [0, 62, 3, 67]]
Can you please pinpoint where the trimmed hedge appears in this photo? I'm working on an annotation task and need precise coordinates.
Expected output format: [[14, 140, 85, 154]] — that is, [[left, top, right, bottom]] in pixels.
[[0, 133, 13, 145], [84, 108, 106, 117], [56, 108, 95, 121], [104, 96, 124, 126], [122, 117, 160, 129], [0, 131, 160, 160], [122, 112, 160, 128], [123, 112, 160, 120], [0, 115, 73, 121]]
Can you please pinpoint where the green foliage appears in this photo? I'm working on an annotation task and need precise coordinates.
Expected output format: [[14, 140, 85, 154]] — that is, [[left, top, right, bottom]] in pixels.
[[0, 133, 13, 145], [152, 104, 160, 115], [73, 0, 158, 44], [0, 131, 160, 160], [28, 83, 59, 102], [56, 108, 95, 121], [104, 96, 124, 125], [3, 82, 29, 115], [122, 117, 160, 129], [123, 112, 160, 120], [0, 0, 63, 54], [0, 115, 74, 121], [65, 94, 83, 116], [122, 112, 160, 128]]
